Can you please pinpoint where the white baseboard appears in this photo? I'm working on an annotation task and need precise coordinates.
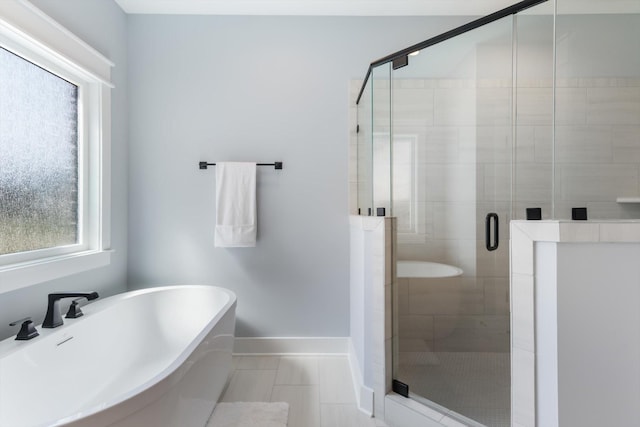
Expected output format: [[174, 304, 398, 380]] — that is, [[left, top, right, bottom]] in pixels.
[[233, 337, 349, 355]]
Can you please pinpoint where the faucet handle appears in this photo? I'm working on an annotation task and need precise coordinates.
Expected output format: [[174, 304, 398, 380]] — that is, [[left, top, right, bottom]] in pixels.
[[65, 298, 85, 319], [9, 317, 39, 341]]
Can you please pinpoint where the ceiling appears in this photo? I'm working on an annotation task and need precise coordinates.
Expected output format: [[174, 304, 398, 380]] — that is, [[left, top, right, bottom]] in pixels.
[[113, 0, 640, 16]]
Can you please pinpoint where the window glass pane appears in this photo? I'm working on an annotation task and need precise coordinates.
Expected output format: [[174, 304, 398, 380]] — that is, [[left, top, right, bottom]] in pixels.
[[0, 47, 79, 256]]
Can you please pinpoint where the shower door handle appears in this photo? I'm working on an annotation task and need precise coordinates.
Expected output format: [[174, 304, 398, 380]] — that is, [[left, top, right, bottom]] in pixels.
[[486, 213, 499, 251]]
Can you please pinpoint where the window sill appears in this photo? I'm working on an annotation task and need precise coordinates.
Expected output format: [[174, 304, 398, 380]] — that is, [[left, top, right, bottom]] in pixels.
[[0, 250, 112, 294]]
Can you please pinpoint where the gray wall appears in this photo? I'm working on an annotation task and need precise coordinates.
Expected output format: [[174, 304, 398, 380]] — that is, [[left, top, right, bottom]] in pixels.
[[127, 15, 470, 337], [0, 0, 128, 340]]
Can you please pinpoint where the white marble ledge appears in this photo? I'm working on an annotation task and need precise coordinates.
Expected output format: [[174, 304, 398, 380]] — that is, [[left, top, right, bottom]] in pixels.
[[511, 220, 640, 243]]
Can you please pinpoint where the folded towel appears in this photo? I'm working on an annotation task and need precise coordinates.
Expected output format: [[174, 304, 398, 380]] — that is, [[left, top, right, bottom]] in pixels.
[[215, 162, 257, 247]]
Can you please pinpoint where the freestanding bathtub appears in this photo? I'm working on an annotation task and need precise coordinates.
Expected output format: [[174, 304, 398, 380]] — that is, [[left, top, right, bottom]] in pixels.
[[0, 285, 236, 427]]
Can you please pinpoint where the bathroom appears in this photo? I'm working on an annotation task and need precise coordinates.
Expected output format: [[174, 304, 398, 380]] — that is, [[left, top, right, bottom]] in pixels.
[[0, 0, 639, 426]]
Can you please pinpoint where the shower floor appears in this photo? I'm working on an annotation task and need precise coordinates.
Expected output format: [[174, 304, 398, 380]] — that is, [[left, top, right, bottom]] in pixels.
[[397, 351, 510, 427]]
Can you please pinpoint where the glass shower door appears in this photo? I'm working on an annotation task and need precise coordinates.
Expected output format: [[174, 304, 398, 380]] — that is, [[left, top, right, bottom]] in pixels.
[[391, 15, 514, 427]]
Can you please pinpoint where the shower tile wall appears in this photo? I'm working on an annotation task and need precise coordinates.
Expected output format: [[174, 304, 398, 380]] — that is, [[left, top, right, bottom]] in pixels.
[[351, 76, 640, 354], [391, 78, 509, 354], [515, 77, 640, 221]]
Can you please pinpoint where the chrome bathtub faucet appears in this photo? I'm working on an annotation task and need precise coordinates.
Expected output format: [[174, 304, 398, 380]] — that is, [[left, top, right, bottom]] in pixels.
[[42, 292, 99, 328]]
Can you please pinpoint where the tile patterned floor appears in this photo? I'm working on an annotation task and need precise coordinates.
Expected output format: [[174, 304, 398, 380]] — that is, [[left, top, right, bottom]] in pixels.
[[217, 355, 387, 427]]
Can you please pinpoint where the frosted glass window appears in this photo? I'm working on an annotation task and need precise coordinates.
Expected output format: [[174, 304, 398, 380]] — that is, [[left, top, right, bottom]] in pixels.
[[0, 47, 79, 256]]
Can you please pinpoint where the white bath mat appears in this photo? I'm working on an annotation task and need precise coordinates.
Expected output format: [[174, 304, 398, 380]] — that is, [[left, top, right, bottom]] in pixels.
[[208, 402, 289, 427]]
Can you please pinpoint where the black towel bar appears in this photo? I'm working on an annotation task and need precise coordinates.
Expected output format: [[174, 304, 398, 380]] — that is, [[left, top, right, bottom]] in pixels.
[[199, 161, 283, 170]]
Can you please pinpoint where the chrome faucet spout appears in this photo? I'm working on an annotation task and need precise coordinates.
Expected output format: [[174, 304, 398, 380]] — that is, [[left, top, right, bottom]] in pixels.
[[42, 292, 99, 328]]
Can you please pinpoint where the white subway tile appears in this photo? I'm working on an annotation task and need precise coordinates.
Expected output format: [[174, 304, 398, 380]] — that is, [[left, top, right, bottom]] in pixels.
[[472, 238, 510, 278], [399, 338, 432, 352], [433, 315, 510, 352], [556, 163, 638, 202], [393, 88, 434, 127], [484, 277, 510, 315], [396, 78, 427, 89], [425, 164, 477, 202], [408, 277, 484, 316], [432, 202, 477, 240], [515, 126, 536, 163], [399, 314, 434, 340], [534, 125, 553, 163], [422, 127, 460, 164], [481, 162, 512, 203], [555, 87, 587, 125], [554, 125, 612, 163], [586, 87, 640, 125], [517, 87, 553, 125], [514, 163, 553, 203], [434, 87, 477, 126], [477, 87, 512, 126], [612, 125, 640, 163]]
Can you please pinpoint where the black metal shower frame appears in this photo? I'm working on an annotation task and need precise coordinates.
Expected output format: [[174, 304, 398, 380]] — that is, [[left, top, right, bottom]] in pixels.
[[355, 0, 549, 105]]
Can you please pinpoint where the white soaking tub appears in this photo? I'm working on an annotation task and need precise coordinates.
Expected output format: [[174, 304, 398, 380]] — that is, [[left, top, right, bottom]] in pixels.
[[0, 285, 236, 427]]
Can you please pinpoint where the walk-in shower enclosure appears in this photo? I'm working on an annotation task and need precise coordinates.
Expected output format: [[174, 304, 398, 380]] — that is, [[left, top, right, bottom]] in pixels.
[[353, 0, 640, 425]]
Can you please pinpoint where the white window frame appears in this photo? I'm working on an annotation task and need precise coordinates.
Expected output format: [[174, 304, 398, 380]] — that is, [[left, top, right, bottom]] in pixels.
[[0, 0, 113, 293]]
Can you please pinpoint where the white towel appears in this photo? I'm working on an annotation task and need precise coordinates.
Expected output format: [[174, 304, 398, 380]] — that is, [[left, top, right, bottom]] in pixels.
[[215, 162, 257, 247]]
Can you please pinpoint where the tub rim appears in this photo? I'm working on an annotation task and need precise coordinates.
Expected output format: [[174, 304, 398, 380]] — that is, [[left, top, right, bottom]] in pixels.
[[0, 284, 237, 427]]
